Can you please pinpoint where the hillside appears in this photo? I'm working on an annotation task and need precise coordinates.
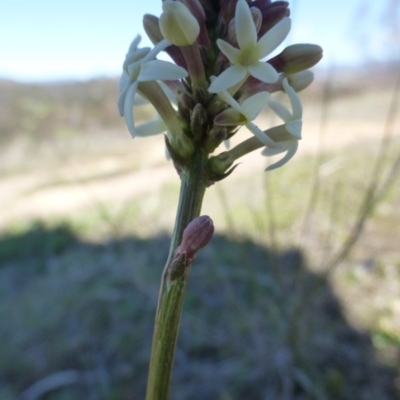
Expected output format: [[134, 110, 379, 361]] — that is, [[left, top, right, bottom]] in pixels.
[[0, 78, 123, 144], [1, 61, 399, 145]]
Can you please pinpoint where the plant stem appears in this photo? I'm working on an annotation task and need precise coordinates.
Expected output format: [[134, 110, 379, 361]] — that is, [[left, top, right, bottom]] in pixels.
[[146, 147, 208, 400]]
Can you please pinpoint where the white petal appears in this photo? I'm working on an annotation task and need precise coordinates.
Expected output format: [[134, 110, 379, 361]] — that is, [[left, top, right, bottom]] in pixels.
[[215, 86, 241, 112], [127, 35, 142, 56], [214, 108, 246, 126], [248, 62, 279, 83], [124, 48, 150, 70], [216, 39, 241, 64], [265, 140, 298, 171], [118, 84, 129, 116], [208, 65, 248, 93], [282, 78, 303, 119], [138, 60, 188, 81], [118, 71, 130, 91], [268, 99, 292, 122], [285, 119, 302, 139], [135, 119, 167, 136], [246, 122, 279, 147], [127, 62, 141, 80], [257, 17, 291, 58], [224, 139, 231, 149], [241, 91, 270, 121], [262, 141, 290, 156], [143, 39, 171, 63], [235, 0, 257, 50], [123, 81, 139, 138], [286, 70, 314, 92]]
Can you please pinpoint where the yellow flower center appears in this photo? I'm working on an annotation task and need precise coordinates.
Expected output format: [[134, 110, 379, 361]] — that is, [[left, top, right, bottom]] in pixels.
[[237, 46, 259, 66]]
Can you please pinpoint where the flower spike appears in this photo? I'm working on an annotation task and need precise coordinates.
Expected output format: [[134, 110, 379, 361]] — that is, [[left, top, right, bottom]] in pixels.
[[118, 0, 322, 174]]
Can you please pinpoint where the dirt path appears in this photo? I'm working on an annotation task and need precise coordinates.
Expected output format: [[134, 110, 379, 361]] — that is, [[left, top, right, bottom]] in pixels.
[[1, 91, 398, 228]]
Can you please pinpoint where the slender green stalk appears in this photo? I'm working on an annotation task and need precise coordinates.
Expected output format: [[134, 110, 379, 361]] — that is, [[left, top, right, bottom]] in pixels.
[[146, 148, 208, 400]]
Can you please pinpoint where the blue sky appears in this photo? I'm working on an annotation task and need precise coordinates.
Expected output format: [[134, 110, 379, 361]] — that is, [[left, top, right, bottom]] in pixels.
[[1, 0, 398, 82]]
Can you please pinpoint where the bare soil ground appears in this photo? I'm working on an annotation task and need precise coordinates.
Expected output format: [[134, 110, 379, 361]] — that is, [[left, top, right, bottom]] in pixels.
[[1, 88, 398, 228]]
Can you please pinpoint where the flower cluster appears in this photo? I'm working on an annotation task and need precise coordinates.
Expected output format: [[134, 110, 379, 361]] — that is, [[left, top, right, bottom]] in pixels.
[[118, 0, 322, 176]]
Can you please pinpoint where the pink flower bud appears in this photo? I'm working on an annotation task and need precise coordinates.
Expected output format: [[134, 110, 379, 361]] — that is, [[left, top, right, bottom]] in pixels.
[[181, 0, 206, 25], [268, 44, 323, 74], [255, 1, 290, 37], [180, 216, 214, 259]]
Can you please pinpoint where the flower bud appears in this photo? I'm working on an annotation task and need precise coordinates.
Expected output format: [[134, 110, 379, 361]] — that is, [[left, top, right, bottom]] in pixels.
[[143, 14, 164, 44], [219, 0, 238, 29], [143, 14, 187, 68], [205, 126, 228, 153], [208, 151, 234, 175], [181, 0, 206, 24], [169, 132, 195, 159], [268, 44, 323, 74], [256, 1, 290, 37], [250, 0, 272, 10], [190, 103, 208, 140], [159, 1, 200, 46], [176, 91, 194, 121], [286, 70, 314, 92], [180, 216, 214, 259], [250, 7, 263, 33]]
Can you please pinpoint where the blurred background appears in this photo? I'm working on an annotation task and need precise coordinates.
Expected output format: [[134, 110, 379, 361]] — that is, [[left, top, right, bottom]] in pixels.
[[0, 0, 399, 399]]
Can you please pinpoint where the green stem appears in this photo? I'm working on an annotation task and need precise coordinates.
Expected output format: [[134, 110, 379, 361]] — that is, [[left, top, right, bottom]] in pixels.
[[146, 148, 208, 400]]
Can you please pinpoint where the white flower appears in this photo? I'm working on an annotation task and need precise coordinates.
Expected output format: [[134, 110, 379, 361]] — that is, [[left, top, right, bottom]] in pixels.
[[214, 85, 278, 148], [268, 77, 302, 139], [262, 78, 303, 171], [208, 0, 291, 93], [118, 36, 188, 137]]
